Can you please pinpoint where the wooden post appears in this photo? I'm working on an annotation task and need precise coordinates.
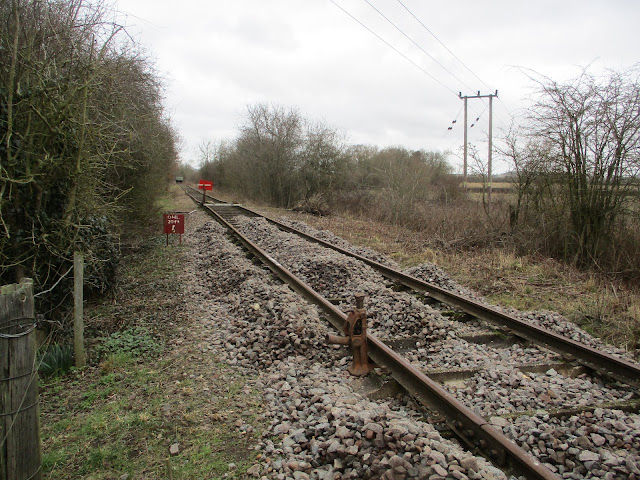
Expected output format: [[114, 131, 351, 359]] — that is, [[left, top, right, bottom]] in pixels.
[[74, 252, 86, 367], [0, 278, 42, 480]]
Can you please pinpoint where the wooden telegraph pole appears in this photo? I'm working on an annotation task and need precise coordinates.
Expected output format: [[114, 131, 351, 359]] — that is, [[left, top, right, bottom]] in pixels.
[[459, 90, 498, 204]]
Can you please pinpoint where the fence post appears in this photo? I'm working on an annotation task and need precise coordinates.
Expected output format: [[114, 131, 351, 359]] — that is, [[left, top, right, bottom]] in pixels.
[[0, 278, 42, 480], [74, 252, 86, 368]]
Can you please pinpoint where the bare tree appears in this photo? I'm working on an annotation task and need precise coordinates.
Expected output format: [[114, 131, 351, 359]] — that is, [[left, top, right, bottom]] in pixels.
[[527, 66, 640, 266], [498, 125, 555, 231], [238, 103, 302, 206], [298, 119, 346, 206], [198, 139, 217, 167], [203, 104, 346, 209]]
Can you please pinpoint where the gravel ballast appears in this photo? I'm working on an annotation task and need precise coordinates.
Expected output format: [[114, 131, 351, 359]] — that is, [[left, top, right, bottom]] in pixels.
[[180, 209, 640, 479], [185, 216, 508, 479]]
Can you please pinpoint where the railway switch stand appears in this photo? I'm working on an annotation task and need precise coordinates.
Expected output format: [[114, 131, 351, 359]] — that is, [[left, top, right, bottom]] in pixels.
[[327, 293, 375, 376]]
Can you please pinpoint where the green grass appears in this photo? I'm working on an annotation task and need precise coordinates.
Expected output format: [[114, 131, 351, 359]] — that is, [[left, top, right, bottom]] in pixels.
[[40, 186, 265, 479], [42, 349, 264, 479]]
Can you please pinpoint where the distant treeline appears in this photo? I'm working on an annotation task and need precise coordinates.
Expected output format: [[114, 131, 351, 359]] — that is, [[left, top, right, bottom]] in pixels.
[[196, 104, 459, 221], [196, 64, 640, 281]]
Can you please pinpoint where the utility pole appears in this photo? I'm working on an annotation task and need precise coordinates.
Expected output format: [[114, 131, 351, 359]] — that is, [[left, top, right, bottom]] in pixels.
[[458, 90, 498, 204], [463, 96, 468, 188]]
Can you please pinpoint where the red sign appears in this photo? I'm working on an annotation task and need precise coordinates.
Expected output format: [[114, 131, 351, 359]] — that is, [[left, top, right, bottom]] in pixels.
[[198, 180, 213, 191], [163, 214, 185, 234]]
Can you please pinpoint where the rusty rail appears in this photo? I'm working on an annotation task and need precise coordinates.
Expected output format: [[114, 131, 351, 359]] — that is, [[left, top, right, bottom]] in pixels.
[[184, 189, 558, 479], [232, 204, 640, 389], [185, 185, 640, 387]]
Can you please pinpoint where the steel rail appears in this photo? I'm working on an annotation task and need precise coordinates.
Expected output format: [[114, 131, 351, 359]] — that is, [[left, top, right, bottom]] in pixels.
[[184, 190, 558, 480], [231, 204, 640, 389], [183, 185, 227, 204], [185, 186, 640, 388]]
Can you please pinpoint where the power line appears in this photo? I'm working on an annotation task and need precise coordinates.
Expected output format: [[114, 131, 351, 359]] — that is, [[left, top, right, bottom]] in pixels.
[[329, 0, 458, 96], [330, 0, 491, 124], [396, 0, 514, 129], [330, 0, 505, 158], [441, 106, 462, 139], [362, 0, 476, 93], [360, 0, 496, 125], [396, 0, 494, 93]]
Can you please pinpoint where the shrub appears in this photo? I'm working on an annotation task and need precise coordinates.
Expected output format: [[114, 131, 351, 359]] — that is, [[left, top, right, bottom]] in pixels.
[[39, 344, 74, 377]]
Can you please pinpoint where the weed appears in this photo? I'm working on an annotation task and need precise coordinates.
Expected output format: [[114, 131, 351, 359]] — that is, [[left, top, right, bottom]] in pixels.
[[83, 446, 119, 473], [100, 352, 134, 373], [41, 450, 67, 471], [95, 325, 163, 360], [39, 344, 74, 377]]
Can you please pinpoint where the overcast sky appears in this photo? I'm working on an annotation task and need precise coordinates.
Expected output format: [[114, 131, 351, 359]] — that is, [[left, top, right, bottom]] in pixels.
[[114, 0, 640, 172]]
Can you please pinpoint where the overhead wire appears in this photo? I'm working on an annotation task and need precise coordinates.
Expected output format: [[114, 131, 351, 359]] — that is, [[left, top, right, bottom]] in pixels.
[[362, 0, 477, 94], [441, 105, 462, 139], [395, 0, 494, 93], [330, 0, 507, 154], [330, 0, 487, 125], [469, 103, 489, 129], [329, 0, 458, 96], [441, 101, 491, 166], [358, 0, 490, 122], [395, 0, 516, 131]]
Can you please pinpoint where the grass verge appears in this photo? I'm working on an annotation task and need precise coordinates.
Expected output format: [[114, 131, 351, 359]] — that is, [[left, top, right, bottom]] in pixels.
[[40, 185, 264, 479]]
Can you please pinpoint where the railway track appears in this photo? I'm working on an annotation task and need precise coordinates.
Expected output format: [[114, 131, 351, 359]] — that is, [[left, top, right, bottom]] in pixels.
[[182, 185, 640, 479]]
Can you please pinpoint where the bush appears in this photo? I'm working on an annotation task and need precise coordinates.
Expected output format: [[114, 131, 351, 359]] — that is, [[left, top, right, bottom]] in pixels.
[[39, 344, 74, 377]]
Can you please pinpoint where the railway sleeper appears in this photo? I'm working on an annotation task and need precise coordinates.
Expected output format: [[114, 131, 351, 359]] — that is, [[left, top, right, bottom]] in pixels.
[[496, 398, 640, 424]]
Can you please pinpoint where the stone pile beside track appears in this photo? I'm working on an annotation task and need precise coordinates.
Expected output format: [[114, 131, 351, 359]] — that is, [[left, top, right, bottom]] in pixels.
[[277, 218, 400, 268], [507, 409, 640, 478], [515, 311, 631, 360], [256, 360, 507, 480], [453, 366, 634, 417], [186, 217, 510, 480], [185, 209, 640, 480], [236, 217, 476, 340], [274, 216, 632, 362], [228, 215, 640, 479], [405, 339, 559, 371]]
